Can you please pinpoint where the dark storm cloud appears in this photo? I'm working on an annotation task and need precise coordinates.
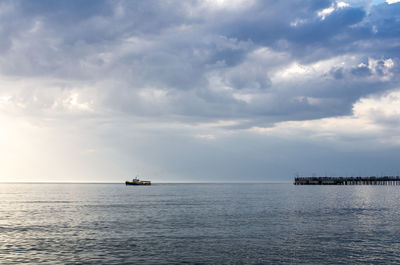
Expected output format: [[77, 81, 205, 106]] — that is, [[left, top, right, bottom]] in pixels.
[[1, 0, 400, 127], [330, 67, 344, 79], [351, 65, 372, 76], [227, 3, 366, 52]]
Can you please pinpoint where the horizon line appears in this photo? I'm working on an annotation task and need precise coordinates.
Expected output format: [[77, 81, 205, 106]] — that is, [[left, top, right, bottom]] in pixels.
[[0, 180, 292, 184]]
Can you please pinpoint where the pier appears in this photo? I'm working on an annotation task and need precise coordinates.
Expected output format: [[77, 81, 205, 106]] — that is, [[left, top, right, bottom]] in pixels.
[[294, 176, 400, 185]]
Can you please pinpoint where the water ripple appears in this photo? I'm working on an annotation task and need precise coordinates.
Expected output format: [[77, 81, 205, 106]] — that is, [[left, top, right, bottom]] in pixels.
[[1, 183, 400, 264]]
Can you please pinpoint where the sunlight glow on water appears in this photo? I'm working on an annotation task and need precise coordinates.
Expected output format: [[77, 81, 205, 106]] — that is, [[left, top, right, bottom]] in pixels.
[[1, 183, 400, 264]]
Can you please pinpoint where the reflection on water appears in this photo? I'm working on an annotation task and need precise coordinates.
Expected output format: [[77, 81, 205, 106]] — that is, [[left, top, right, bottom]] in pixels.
[[1, 183, 400, 264]]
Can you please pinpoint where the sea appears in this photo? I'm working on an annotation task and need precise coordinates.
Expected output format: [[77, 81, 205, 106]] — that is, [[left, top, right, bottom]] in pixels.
[[1, 183, 400, 264]]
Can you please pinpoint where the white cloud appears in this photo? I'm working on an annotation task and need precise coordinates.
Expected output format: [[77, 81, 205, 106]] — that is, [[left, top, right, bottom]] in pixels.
[[337, 2, 351, 8], [317, 1, 350, 20], [318, 6, 336, 20], [202, 0, 254, 10], [290, 18, 309, 27], [61, 92, 94, 112], [354, 89, 400, 126], [139, 88, 168, 103], [251, 88, 400, 147], [195, 134, 216, 140], [387, 0, 400, 4]]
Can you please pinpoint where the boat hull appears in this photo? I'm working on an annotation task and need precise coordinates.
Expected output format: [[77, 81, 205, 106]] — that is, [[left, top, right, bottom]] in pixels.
[[125, 181, 151, 186]]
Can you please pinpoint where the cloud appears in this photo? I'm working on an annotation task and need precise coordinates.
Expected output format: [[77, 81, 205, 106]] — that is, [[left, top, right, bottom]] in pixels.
[[387, 0, 400, 4], [0, 0, 397, 125], [252, 87, 400, 148], [1, 0, 400, 181]]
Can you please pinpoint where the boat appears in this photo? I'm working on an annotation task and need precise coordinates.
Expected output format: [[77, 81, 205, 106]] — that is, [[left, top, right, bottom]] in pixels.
[[125, 176, 151, 186]]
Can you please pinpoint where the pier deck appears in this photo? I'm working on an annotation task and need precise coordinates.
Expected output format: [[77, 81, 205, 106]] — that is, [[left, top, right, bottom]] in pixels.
[[294, 176, 400, 185]]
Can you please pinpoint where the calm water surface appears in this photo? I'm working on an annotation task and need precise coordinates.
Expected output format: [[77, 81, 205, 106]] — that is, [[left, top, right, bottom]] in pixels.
[[1, 183, 400, 264]]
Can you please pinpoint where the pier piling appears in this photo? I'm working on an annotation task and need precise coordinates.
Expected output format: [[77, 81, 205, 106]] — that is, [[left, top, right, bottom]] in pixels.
[[294, 176, 400, 185]]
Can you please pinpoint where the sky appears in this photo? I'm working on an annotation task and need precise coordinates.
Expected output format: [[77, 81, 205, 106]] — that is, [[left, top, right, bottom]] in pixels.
[[1, 0, 400, 182]]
